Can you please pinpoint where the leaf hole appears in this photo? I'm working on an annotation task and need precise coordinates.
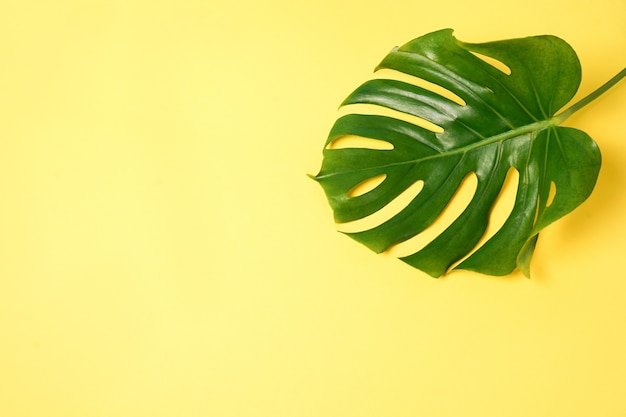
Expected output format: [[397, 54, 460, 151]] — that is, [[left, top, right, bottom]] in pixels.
[[384, 172, 478, 258], [470, 52, 512, 75], [373, 68, 466, 106], [347, 174, 387, 198], [327, 135, 393, 150], [336, 179, 425, 233], [546, 181, 556, 207], [452, 167, 519, 268], [339, 103, 444, 133]]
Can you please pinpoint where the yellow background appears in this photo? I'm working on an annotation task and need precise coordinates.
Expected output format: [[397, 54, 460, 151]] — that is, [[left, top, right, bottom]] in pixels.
[[1, 0, 625, 416]]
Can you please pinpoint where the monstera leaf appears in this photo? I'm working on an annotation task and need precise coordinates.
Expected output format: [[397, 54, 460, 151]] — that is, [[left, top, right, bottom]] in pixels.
[[312, 29, 625, 278]]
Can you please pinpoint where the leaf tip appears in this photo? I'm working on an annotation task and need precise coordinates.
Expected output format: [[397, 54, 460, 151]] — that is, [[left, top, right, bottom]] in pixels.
[[307, 173, 320, 182], [517, 235, 539, 279]]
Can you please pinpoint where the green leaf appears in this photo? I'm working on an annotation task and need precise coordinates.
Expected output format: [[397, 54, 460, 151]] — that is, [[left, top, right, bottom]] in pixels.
[[312, 29, 626, 278]]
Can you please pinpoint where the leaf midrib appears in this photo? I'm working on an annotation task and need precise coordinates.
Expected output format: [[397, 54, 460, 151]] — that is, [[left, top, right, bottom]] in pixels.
[[316, 117, 555, 180]]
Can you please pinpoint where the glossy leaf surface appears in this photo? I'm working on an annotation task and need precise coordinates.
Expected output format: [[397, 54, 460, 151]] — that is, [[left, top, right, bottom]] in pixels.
[[312, 29, 624, 278]]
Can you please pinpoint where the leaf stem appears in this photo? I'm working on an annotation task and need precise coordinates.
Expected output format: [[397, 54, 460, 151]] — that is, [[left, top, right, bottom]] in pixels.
[[554, 67, 626, 124]]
